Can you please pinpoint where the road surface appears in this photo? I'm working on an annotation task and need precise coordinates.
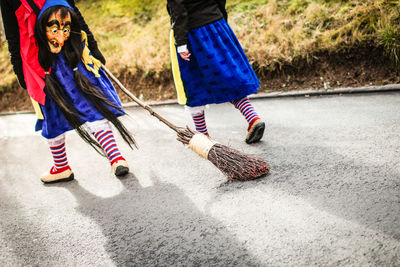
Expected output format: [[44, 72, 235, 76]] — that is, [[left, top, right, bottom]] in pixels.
[[0, 92, 399, 266]]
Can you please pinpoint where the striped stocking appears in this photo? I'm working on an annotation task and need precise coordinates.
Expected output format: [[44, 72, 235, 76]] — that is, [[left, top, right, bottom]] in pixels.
[[192, 111, 209, 136], [232, 97, 261, 129], [49, 141, 70, 172], [93, 130, 125, 165]]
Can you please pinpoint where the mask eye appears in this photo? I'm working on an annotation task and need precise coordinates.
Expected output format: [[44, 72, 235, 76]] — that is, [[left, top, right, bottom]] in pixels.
[[63, 27, 70, 35], [47, 26, 58, 34]]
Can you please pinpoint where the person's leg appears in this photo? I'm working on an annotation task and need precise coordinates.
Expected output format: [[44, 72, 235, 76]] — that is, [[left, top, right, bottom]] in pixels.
[[93, 130, 125, 164], [232, 97, 265, 144], [40, 133, 74, 183], [192, 112, 209, 136], [186, 105, 209, 136], [87, 120, 129, 176]]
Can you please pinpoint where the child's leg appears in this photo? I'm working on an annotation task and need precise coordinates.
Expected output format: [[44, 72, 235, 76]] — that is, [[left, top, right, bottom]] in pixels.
[[232, 97, 261, 127], [87, 120, 129, 176], [40, 133, 74, 183], [192, 112, 209, 136], [187, 105, 209, 136], [49, 137, 69, 171], [93, 130, 124, 164], [231, 97, 265, 144]]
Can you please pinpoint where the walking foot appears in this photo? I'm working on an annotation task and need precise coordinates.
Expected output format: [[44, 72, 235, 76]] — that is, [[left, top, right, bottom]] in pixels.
[[40, 166, 74, 184], [112, 159, 129, 176], [245, 119, 265, 144]]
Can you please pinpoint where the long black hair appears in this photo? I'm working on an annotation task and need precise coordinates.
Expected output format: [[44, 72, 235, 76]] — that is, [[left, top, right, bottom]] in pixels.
[[34, 6, 136, 154]]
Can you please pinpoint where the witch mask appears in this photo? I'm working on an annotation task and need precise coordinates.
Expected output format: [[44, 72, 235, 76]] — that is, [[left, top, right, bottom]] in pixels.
[[46, 9, 71, 54]]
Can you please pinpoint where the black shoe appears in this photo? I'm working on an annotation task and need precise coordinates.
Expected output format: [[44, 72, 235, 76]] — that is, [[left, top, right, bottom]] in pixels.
[[112, 160, 129, 176], [245, 119, 265, 144]]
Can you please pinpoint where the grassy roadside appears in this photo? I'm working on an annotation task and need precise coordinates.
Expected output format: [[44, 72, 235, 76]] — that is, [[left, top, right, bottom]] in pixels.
[[0, 0, 399, 109], [75, 0, 400, 74]]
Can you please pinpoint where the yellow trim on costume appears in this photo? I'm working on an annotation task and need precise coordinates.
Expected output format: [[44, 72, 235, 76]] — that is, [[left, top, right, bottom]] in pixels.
[[170, 30, 187, 105], [81, 31, 102, 77], [31, 98, 44, 119]]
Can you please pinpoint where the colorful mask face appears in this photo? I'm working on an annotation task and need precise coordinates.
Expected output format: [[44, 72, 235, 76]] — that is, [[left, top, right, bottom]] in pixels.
[[46, 10, 71, 54]]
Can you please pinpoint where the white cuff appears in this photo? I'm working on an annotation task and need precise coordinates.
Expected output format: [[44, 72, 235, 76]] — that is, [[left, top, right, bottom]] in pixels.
[[177, 44, 187, 53], [46, 133, 66, 146], [84, 119, 112, 133], [185, 105, 206, 116]]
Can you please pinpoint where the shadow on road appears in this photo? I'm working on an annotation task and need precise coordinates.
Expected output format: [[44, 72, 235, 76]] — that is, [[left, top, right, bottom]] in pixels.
[[0, 180, 55, 266], [48, 173, 263, 266]]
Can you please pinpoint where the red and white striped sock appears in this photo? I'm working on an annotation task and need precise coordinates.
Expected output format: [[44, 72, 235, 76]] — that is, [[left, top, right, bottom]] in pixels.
[[192, 111, 209, 136], [232, 97, 261, 129], [49, 142, 70, 173], [93, 130, 125, 165]]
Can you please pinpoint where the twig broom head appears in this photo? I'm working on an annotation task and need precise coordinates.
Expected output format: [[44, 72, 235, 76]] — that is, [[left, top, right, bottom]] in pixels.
[[177, 127, 270, 181]]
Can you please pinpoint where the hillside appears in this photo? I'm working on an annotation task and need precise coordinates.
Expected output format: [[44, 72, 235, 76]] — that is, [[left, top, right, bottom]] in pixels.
[[0, 0, 399, 112]]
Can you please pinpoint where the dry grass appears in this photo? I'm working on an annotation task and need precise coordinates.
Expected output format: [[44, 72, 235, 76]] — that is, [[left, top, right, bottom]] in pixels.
[[0, 45, 16, 93], [230, 0, 400, 71], [78, 0, 400, 75], [0, 0, 399, 92], [76, 0, 170, 76]]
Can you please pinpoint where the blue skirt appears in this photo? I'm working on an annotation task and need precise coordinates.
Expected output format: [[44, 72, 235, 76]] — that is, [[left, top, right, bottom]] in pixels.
[[176, 18, 260, 107], [35, 53, 124, 139]]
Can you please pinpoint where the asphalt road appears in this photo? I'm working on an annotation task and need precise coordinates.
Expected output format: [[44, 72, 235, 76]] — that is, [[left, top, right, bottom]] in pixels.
[[0, 92, 399, 266]]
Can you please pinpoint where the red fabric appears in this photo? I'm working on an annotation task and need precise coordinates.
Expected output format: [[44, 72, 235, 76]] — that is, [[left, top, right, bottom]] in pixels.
[[111, 156, 125, 165], [50, 165, 71, 174], [15, 0, 47, 105], [248, 117, 261, 131]]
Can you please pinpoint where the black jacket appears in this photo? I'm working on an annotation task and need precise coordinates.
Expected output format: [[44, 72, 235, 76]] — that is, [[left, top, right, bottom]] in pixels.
[[0, 0, 105, 89], [167, 0, 227, 47]]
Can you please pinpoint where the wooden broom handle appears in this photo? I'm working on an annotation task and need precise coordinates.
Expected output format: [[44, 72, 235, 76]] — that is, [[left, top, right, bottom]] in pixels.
[[102, 65, 181, 133]]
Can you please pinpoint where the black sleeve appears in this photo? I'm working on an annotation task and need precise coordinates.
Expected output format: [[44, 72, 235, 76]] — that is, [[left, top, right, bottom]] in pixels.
[[167, 0, 189, 46], [214, 0, 227, 21], [67, 0, 106, 64], [0, 0, 27, 89]]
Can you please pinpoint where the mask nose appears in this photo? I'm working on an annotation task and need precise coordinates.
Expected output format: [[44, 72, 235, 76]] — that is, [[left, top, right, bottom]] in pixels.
[[56, 31, 65, 47]]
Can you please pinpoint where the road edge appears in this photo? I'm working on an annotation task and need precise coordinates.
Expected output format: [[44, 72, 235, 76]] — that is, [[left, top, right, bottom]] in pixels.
[[1, 83, 399, 116]]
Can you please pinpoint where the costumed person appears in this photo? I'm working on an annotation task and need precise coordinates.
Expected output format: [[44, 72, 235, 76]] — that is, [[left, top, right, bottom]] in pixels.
[[0, 0, 136, 183], [167, 0, 265, 144]]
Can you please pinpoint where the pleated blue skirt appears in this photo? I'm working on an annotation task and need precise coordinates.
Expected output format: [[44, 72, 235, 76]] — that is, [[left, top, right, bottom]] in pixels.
[[35, 53, 124, 139], [176, 18, 260, 107]]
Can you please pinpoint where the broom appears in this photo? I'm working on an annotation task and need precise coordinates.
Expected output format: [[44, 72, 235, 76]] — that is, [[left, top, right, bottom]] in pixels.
[[102, 65, 270, 181]]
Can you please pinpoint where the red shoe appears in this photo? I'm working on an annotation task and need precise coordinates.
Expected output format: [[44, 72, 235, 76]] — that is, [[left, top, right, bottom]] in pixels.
[[40, 166, 74, 184]]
